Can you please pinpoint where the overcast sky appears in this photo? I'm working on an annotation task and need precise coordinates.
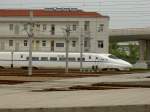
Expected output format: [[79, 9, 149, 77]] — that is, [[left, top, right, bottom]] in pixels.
[[0, 0, 150, 29]]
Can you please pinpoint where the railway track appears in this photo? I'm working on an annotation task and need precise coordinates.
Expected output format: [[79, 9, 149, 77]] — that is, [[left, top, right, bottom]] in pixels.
[[0, 68, 131, 77]]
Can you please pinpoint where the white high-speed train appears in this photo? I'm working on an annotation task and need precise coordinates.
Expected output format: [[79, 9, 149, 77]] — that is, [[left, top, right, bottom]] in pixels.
[[0, 52, 132, 71]]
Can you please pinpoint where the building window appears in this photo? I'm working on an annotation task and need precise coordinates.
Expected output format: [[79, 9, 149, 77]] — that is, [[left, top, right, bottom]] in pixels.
[[51, 24, 55, 35], [72, 41, 76, 47], [24, 40, 28, 46], [36, 24, 40, 31], [72, 24, 76, 31], [9, 40, 13, 46], [36, 24, 40, 28], [98, 24, 104, 32], [36, 40, 40, 44], [84, 21, 89, 31], [56, 43, 64, 47], [24, 24, 28, 31], [42, 40, 46, 47], [84, 40, 88, 47], [97, 40, 104, 48], [9, 24, 13, 31], [43, 24, 47, 31], [15, 25, 19, 34]]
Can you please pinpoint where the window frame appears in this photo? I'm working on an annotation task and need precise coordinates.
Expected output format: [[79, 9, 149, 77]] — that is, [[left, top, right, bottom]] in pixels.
[[24, 40, 28, 46], [42, 40, 46, 47], [97, 40, 104, 48], [43, 24, 47, 31], [51, 24, 55, 35], [9, 40, 13, 47], [56, 43, 64, 47], [9, 24, 13, 31], [98, 24, 104, 32], [72, 41, 76, 47], [72, 24, 77, 31]]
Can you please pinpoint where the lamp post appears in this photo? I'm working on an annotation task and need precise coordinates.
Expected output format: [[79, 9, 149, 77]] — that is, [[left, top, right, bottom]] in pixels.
[[28, 10, 34, 76], [65, 25, 71, 73]]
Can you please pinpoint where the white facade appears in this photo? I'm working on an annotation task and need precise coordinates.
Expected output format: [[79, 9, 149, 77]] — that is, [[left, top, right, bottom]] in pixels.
[[0, 9, 109, 53]]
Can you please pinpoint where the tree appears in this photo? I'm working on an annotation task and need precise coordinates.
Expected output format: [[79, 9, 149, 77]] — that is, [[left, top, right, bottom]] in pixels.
[[109, 42, 139, 64]]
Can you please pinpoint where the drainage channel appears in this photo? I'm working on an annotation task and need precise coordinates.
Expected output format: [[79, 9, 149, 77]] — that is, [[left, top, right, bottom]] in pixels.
[[31, 82, 150, 92], [0, 80, 42, 85], [31, 84, 133, 92]]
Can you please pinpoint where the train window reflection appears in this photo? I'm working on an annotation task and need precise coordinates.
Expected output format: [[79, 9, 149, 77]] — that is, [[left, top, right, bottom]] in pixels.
[[50, 57, 57, 61], [77, 57, 85, 61], [41, 57, 48, 61], [69, 57, 76, 61], [26, 57, 39, 61], [59, 57, 66, 61], [108, 55, 119, 59], [32, 57, 39, 61]]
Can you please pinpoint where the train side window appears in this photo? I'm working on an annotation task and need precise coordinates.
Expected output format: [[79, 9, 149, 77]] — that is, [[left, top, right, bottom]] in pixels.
[[26, 57, 39, 61], [89, 56, 91, 59], [20, 54, 23, 58], [50, 57, 57, 61], [59, 57, 66, 61], [96, 57, 98, 60], [69, 57, 76, 61], [77, 57, 85, 61], [41, 57, 48, 61], [32, 57, 39, 61]]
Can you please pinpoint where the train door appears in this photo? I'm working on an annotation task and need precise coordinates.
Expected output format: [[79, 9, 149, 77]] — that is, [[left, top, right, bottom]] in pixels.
[[51, 40, 54, 52]]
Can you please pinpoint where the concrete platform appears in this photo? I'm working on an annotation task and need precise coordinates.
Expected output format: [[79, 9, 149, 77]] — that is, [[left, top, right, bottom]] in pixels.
[[0, 72, 150, 112], [0, 89, 150, 112]]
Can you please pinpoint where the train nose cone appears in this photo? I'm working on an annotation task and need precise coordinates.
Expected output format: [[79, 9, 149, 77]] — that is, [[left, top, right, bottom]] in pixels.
[[125, 62, 133, 68]]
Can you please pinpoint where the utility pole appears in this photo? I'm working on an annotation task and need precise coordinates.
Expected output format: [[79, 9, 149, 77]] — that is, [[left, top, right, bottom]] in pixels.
[[80, 28, 84, 71], [28, 10, 34, 76], [65, 25, 71, 73]]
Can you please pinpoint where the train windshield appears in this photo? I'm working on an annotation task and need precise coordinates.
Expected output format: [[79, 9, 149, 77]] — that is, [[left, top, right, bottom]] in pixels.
[[108, 54, 119, 59]]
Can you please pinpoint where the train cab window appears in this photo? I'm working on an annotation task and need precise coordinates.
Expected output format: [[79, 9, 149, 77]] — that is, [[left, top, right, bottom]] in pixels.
[[50, 57, 57, 61], [59, 57, 66, 61], [41, 57, 48, 61], [108, 55, 119, 59], [77, 57, 85, 61], [69, 57, 76, 61]]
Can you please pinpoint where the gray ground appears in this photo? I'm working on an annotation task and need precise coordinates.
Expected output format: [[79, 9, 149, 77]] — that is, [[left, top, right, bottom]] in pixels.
[[0, 72, 150, 112]]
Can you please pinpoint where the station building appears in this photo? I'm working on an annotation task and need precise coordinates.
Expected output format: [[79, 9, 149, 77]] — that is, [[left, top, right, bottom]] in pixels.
[[0, 8, 109, 53]]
